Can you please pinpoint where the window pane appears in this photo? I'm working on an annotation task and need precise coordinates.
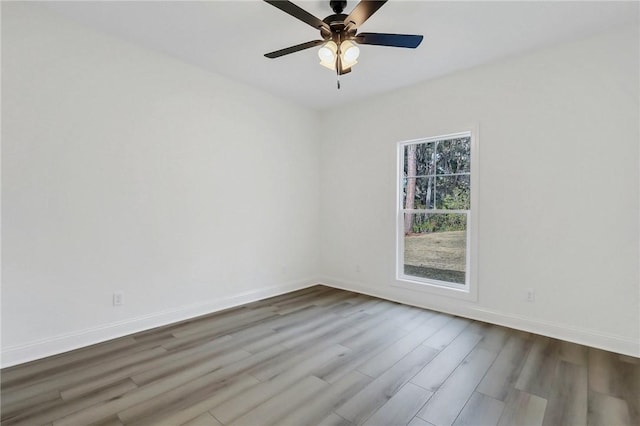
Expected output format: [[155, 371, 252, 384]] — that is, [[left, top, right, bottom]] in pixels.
[[405, 143, 435, 177], [436, 137, 471, 174], [402, 177, 434, 209], [403, 213, 467, 284], [435, 175, 470, 210]]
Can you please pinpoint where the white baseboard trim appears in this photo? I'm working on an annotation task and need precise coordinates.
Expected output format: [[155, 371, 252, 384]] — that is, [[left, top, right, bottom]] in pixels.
[[319, 276, 640, 358], [1, 278, 319, 368]]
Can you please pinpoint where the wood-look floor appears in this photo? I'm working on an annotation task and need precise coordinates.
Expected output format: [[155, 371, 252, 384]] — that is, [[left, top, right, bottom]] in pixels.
[[1, 286, 638, 426]]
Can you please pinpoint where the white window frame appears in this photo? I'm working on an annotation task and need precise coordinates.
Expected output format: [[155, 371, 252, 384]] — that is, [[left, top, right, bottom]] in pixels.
[[394, 130, 478, 302]]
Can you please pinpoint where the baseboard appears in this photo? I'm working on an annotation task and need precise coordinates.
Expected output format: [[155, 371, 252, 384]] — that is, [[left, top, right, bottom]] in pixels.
[[4, 276, 636, 367], [1, 278, 319, 368], [319, 276, 640, 358]]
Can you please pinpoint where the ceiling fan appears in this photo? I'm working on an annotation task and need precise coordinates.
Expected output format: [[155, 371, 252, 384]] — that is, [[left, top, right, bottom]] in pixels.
[[263, 0, 423, 82]]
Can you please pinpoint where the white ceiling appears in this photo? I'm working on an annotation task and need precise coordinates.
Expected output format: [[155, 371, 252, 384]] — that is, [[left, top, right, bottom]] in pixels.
[[39, 1, 638, 111]]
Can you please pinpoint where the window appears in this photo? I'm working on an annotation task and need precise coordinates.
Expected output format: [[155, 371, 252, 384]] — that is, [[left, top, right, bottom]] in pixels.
[[397, 131, 475, 295]]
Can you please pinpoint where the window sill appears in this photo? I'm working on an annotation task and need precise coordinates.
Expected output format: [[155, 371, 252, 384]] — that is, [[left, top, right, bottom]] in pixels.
[[392, 277, 478, 302]]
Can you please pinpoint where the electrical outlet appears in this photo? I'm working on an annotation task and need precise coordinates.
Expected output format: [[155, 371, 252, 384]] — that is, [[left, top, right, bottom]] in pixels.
[[526, 288, 535, 303], [113, 291, 123, 307]]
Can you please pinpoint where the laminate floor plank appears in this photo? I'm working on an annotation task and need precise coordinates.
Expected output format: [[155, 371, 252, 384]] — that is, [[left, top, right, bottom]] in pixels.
[[375, 305, 424, 332], [129, 338, 237, 386], [335, 297, 388, 318], [170, 307, 278, 339], [473, 323, 510, 354], [278, 371, 372, 426], [241, 313, 374, 384], [335, 304, 401, 336], [335, 345, 439, 425], [452, 392, 505, 426], [0, 389, 61, 421], [327, 293, 376, 317], [181, 413, 223, 426], [358, 313, 451, 378], [422, 317, 470, 351], [362, 382, 432, 426], [477, 332, 533, 401], [410, 329, 483, 392], [247, 336, 353, 382], [0, 337, 139, 388], [62, 337, 234, 399], [51, 349, 253, 426], [587, 347, 639, 425], [91, 416, 125, 426], [1, 286, 636, 426], [313, 290, 360, 307], [386, 306, 430, 332], [2, 338, 161, 395], [228, 375, 328, 426], [541, 360, 588, 426], [242, 308, 347, 354], [159, 320, 277, 353], [587, 391, 632, 426], [269, 287, 336, 310], [514, 335, 559, 399], [170, 312, 281, 344], [341, 322, 408, 352], [148, 304, 272, 338], [210, 344, 351, 424], [558, 340, 588, 366], [318, 413, 354, 426], [122, 374, 260, 426], [408, 418, 436, 426], [280, 287, 355, 311], [280, 312, 372, 350], [417, 348, 497, 426], [1, 379, 137, 426], [317, 326, 410, 384], [60, 347, 167, 400], [496, 389, 547, 426], [123, 345, 290, 426], [258, 304, 336, 332], [2, 346, 167, 408]]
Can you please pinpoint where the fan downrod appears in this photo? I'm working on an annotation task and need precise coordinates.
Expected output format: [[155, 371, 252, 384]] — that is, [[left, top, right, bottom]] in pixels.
[[329, 0, 347, 14]]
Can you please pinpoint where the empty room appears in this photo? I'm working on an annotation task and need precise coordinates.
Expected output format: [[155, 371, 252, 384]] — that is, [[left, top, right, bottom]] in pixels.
[[1, 1, 638, 425]]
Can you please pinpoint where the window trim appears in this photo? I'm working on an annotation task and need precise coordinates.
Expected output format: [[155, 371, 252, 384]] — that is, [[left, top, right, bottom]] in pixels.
[[394, 129, 478, 302]]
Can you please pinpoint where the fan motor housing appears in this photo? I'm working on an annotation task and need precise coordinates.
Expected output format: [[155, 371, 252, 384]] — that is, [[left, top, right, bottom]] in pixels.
[[321, 13, 356, 41]]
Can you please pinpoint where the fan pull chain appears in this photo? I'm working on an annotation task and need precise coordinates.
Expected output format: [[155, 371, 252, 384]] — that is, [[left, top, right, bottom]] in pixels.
[[336, 33, 342, 90]]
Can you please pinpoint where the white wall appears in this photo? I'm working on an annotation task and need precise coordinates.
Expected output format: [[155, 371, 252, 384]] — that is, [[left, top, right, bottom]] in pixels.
[[1, 3, 320, 366], [319, 26, 640, 356]]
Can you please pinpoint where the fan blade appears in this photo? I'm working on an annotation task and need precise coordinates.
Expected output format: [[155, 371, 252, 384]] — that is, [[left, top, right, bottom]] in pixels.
[[263, 1, 330, 32], [265, 40, 325, 58], [355, 32, 423, 48], [344, 1, 387, 31]]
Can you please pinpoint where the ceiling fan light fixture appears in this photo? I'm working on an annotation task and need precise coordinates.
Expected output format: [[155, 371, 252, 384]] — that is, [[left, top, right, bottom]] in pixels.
[[340, 40, 360, 68], [318, 40, 338, 69], [263, 0, 424, 81], [318, 40, 359, 71]]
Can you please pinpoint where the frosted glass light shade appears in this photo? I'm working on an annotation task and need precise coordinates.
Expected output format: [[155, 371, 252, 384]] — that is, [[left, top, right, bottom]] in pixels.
[[318, 41, 338, 69], [341, 41, 360, 67]]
